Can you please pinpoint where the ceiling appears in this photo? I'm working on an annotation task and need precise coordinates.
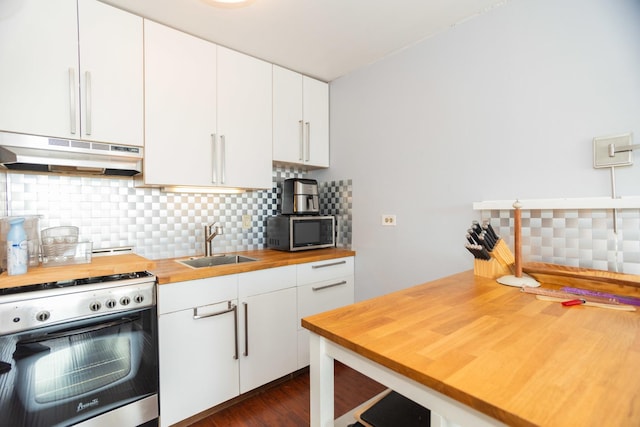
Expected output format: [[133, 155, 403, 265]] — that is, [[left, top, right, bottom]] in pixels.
[[101, 0, 510, 82]]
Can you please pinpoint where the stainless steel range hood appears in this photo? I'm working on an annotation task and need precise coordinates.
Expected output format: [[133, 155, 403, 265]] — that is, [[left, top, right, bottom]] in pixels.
[[0, 132, 143, 176]]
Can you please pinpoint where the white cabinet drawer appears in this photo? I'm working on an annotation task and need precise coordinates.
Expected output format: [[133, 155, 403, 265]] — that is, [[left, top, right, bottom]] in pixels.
[[297, 257, 354, 285], [158, 275, 238, 315], [238, 265, 296, 298], [297, 275, 354, 324]]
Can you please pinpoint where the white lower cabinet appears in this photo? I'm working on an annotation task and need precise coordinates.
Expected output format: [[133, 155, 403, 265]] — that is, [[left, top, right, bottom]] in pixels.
[[158, 275, 239, 427], [297, 257, 355, 368], [157, 257, 354, 425], [238, 266, 298, 393]]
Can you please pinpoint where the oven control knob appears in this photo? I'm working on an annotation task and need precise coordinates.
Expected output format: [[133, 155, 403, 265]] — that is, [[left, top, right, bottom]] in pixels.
[[105, 299, 117, 309], [134, 294, 144, 304], [120, 296, 131, 306], [35, 311, 50, 322], [89, 301, 102, 312]]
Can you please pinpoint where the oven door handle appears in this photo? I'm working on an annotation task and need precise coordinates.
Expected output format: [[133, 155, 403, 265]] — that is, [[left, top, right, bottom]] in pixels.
[[15, 317, 136, 347]]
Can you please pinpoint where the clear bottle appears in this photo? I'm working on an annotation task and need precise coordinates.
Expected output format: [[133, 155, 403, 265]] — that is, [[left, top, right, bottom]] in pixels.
[[7, 217, 28, 275]]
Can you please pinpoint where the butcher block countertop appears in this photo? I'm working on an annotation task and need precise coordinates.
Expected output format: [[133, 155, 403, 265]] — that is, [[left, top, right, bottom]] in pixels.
[[0, 248, 355, 289], [151, 248, 356, 285], [0, 254, 156, 289], [302, 270, 640, 427]]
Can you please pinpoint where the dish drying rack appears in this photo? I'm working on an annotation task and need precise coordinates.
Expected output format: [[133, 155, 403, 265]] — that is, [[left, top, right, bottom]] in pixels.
[[40, 226, 92, 267]]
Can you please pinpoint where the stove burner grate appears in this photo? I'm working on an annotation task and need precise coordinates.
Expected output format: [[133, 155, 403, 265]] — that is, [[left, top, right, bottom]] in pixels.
[[0, 271, 153, 296]]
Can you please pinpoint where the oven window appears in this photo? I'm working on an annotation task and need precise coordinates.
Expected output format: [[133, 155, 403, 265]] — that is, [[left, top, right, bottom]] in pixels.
[[34, 335, 136, 403]]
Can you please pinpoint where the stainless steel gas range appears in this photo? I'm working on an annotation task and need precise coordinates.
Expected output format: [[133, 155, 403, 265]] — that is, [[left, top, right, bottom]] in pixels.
[[0, 271, 159, 427]]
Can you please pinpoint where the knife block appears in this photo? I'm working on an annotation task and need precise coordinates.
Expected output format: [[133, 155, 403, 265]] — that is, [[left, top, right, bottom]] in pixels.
[[473, 239, 515, 279]]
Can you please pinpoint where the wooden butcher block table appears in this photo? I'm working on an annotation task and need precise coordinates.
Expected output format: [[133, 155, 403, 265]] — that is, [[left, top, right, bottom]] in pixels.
[[302, 266, 640, 427]]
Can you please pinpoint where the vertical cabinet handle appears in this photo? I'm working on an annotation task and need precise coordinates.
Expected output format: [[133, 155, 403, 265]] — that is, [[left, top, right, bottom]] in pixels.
[[211, 134, 218, 184], [85, 71, 92, 135], [298, 120, 304, 161], [233, 302, 239, 360], [68, 68, 77, 134], [220, 135, 226, 184], [243, 302, 249, 357], [305, 122, 311, 162]]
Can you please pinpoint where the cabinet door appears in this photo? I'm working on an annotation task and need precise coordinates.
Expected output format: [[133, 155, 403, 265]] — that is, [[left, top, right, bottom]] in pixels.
[[273, 65, 329, 168], [159, 300, 239, 427], [303, 76, 330, 167], [272, 65, 304, 164], [238, 266, 297, 393], [297, 275, 354, 368], [144, 20, 217, 186], [0, 0, 79, 138], [239, 287, 298, 393], [297, 257, 354, 368], [217, 46, 272, 189], [78, 0, 143, 146]]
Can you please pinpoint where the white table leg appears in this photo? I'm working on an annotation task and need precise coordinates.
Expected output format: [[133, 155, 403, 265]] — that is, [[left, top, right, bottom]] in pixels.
[[309, 333, 335, 427]]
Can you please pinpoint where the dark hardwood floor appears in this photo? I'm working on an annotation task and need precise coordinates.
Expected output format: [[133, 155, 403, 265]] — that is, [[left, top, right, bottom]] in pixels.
[[188, 361, 386, 427]]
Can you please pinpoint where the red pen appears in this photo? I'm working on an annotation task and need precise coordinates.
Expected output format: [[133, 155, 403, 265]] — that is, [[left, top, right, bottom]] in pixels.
[[561, 299, 585, 307]]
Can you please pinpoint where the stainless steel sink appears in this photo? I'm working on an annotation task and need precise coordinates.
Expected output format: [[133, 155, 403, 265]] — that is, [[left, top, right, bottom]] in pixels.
[[177, 254, 257, 268]]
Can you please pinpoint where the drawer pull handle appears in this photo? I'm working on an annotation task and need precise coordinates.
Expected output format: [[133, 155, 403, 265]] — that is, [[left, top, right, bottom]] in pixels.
[[312, 260, 347, 269], [312, 280, 347, 291], [193, 301, 239, 359], [193, 301, 235, 319]]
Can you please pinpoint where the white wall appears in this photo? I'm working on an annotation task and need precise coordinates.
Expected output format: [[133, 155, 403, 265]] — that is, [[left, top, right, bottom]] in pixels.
[[312, 0, 640, 301]]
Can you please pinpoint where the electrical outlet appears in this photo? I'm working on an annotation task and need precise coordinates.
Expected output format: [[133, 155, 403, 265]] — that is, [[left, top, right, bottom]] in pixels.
[[381, 214, 397, 226], [242, 214, 252, 230]]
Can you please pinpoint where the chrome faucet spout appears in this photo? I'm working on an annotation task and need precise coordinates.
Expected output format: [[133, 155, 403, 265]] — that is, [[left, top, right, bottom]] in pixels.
[[204, 222, 224, 256]]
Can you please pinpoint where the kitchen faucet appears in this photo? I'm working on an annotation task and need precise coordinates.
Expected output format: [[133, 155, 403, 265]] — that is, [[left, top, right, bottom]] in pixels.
[[204, 221, 224, 256]]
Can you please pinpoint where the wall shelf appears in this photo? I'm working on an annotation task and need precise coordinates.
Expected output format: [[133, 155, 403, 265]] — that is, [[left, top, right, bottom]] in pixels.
[[473, 196, 640, 210]]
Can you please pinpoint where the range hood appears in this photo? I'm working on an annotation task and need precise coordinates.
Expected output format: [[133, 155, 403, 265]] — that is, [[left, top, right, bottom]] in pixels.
[[0, 132, 143, 176]]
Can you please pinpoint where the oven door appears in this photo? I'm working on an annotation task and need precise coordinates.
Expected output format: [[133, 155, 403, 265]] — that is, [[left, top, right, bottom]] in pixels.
[[0, 307, 158, 427]]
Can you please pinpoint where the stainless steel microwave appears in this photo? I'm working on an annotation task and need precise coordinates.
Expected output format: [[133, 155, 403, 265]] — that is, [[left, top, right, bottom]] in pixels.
[[266, 215, 335, 251]]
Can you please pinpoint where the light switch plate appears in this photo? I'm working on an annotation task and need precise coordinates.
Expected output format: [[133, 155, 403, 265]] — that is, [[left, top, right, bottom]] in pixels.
[[593, 133, 633, 168]]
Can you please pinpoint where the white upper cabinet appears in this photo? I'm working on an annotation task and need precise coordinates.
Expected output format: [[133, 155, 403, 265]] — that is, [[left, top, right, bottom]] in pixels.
[[77, 0, 143, 146], [273, 65, 329, 168], [216, 46, 273, 189], [0, 0, 143, 146], [144, 23, 272, 189], [143, 20, 217, 187], [0, 0, 77, 139]]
